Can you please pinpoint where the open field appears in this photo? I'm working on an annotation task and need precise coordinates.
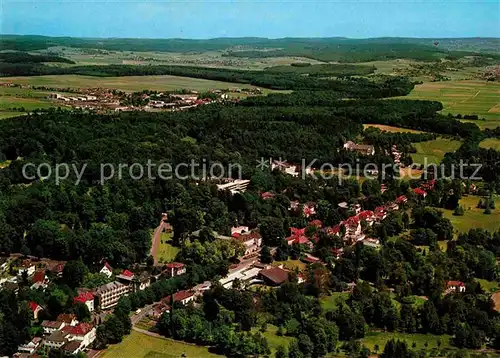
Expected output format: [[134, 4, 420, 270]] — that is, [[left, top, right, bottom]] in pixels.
[[405, 80, 500, 127], [157, 232, 179, 264], [410, 138, 462, 165], [442, 195, 500, 233], [101, 330, 219, 358], [479, 138, 500, 151], [1, 74, 277, 93], [364, 124, 425, 134]]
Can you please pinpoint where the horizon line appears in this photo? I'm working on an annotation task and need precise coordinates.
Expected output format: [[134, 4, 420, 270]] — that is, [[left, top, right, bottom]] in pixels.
[[2, 34, 499, 41]]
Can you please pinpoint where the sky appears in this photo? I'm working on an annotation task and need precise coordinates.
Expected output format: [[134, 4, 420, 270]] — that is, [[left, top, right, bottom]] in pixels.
[[1, 0, 499, 39]]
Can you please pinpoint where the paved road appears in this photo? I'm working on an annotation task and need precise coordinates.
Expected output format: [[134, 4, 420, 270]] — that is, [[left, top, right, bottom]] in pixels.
[[131, 302, 156, 325], [151, 220, 166, 265]]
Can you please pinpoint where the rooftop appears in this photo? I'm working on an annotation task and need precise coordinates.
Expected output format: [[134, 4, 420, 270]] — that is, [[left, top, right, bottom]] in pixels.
[[259, 267, 289, 285]]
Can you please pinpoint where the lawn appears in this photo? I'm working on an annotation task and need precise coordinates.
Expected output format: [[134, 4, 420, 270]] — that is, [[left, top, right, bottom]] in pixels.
[[1, 74, 276, 93], [476, 278, 500, 293], [441, 195, 500, 233], [101, 330, 219, 358], [157, 232, 179, 264], [320, 292, 350, 311], [252, 324, 294, 354], [405, 80, 500, 128], [273, 259, 307, 272], [361, 331, 452, 352], [363, 124, 425, 134], [479, 138, 500, 151], [410, 138, 462, 165]]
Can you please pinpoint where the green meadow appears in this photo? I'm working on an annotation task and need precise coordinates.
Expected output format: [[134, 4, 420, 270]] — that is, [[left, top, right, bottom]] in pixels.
[[479, 138, 500, 151], [442, 195, 500, 233], [410, 138, 462, 165]]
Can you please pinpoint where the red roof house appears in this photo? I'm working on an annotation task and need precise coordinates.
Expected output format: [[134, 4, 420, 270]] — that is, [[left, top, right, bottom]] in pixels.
[[261, 192, 275, 200], [413, 188, 427, 197], [396, 195, 408, 204], [74, 292, 94, 304]]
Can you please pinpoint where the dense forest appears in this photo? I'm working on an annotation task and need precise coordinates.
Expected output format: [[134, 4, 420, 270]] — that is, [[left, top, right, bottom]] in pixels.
[[0, 51, 75, 64]]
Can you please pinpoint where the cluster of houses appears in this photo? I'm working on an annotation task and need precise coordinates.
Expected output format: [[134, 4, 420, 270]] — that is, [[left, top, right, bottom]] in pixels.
[[148, 261, 303, 321], [10, 258, 190, 357], [283, 196, 410, 257], [412, 178, 437, 198], [0, 257, 66, 295], [16, 313, 95, 356], [47, 88, 229, 114], [48, 93, 97, 102]]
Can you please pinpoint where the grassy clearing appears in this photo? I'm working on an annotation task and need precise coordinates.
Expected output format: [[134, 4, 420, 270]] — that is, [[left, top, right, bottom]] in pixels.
[[479, 138, 500, 151], [101, 330, 219, 358], [476, 278, 500, 293], [442, 195, 500, 233], [363, 124, 425, 134], [361, 331, 452, 351], [252, 324, 294, 354], [410, 138, 462, 165], [1, 74, 277, 93], [405, 80, 500, 127], [157, 232, 179, 264], [273, 259, 307, 272], [320, 292, 350, 311]]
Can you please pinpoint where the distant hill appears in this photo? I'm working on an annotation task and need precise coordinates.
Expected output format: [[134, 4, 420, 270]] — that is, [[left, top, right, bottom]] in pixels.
[[1, 35, 498, 60]]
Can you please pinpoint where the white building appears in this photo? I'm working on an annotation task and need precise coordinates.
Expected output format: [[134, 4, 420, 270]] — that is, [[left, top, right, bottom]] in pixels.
[[99, 262, 113, 278]]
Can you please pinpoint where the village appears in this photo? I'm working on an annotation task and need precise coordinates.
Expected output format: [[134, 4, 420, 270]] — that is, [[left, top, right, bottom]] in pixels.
[[0, 82, 264, 114], [0, 150, 480, 358]]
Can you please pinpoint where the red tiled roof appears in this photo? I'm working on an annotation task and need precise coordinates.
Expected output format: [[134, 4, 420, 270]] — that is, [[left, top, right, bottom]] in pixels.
[[358, 210, 374, 220], [63, 323, 94, 336], [328, 225, 341, 235], [261, 192, 275, 199], [395, 195, 408, 204], [121, 269, 134, 278], [290, 227, 305, 236], [294, 236, 310, 245], [259, 267, 289, 285], [32, 270, 46, 283], [413, 188, 427, 196], [166, 262, 185, 269], [304, 255, 320, 263], [29, 301, 40, 312], [309, 219, 323, 227], [345, 216, 359, 227], [231, 232, 241, 238], [102, 262, 112, 271], [447, 280, 465, 287], [74, 292, 94, 303], [163, 290, 194, 303]]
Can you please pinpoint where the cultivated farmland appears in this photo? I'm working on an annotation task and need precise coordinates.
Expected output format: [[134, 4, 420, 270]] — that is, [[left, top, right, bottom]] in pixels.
[[1, 74, 275, 93], [405, 80, 500, 128]]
